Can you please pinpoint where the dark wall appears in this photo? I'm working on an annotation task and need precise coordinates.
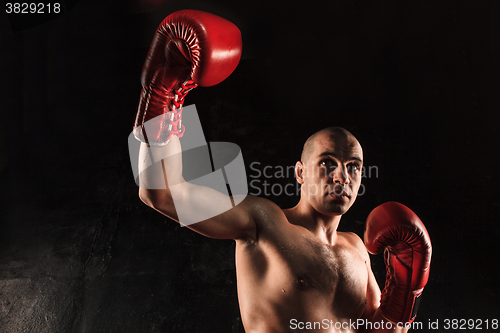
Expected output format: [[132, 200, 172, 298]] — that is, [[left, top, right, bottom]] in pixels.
[[1, 0, 499, 332]]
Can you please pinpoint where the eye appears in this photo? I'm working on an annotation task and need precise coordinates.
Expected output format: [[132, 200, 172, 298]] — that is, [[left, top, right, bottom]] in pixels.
[[320, 159, 337, 168], [347, 163, 361, 173]]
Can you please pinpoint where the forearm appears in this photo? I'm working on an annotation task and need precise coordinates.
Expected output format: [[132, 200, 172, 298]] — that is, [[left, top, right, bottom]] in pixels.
[[137, 138, 254, 236], [137, 136, 238, 228], [138, 136, 184, 217]]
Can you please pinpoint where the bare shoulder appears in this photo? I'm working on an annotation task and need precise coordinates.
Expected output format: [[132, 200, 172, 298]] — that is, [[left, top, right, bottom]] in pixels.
[[339, 231, 370, 262], [238, 194, 281, 212], [231, 194, 280, 218], [240, 195, 287, 227], [229, 194, 287, 236]]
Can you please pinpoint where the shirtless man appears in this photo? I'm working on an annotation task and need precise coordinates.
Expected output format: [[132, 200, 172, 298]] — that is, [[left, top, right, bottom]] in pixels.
[[133, 10, 431, 333]]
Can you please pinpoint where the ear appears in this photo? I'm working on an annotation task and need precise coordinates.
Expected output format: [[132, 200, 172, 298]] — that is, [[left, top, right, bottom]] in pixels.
[[295, 161, 305, 184]]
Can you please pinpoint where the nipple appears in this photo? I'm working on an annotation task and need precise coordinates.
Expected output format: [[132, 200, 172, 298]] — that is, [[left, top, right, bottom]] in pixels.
[[297, 276, 308, 289]]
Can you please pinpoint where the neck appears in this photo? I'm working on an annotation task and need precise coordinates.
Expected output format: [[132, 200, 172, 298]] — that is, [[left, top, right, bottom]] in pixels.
[[286, 197, 342, 245]]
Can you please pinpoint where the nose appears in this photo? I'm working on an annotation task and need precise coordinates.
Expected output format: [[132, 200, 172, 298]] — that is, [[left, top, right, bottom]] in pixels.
[[332, 165, 350, 184]]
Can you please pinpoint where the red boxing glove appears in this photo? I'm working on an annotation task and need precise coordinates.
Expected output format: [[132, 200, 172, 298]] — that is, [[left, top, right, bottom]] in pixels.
[[133, 10, 242, 145], [364, 202, 432, 324]]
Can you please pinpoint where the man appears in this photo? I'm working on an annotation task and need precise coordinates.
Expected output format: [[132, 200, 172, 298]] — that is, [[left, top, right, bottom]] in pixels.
[[134, 10, 431, 332]]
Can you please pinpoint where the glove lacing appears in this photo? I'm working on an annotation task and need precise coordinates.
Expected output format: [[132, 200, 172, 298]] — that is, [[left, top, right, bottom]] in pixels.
[[167, 79, 198, 138], [381, 248, 394, 307]]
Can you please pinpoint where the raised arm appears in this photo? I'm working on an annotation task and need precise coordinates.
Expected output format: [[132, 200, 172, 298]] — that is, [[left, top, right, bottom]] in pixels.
[[134, 10, 259, 241], [138, 135, 258, 241]]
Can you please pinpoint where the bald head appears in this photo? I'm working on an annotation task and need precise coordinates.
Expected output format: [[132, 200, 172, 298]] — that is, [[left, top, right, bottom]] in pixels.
[[296, 126, 363, 216], [301, 127, 361, 163]]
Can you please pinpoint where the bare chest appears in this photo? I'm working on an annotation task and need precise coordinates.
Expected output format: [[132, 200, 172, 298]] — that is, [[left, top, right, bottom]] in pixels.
[[274, 235, 367, 300], [237, 230, 369, 314], [236, 230, 370, 332]]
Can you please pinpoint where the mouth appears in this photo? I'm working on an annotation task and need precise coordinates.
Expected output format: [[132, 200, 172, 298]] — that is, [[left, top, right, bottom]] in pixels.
[[329, 191, 350, 199], [328, 184, 350, 199]]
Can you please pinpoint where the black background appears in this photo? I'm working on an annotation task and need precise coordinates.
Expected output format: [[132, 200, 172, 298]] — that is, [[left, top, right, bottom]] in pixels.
[[1, 0, 499, 332]]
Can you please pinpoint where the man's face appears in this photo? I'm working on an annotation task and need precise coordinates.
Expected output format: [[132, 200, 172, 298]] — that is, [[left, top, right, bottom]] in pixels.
[[298, 132, 363, 216]]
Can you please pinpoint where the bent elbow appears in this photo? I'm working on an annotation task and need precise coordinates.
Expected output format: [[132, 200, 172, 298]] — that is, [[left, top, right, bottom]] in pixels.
[[138, 188, 162, 208], [138, 187, 174, 213], [138, 188, 179, 221], [138, 188, 153, 207]]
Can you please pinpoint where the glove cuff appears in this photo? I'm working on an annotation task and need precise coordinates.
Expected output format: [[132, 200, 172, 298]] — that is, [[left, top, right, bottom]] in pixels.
[[380, 281, 423, 324], [134, 80, 197, 146]]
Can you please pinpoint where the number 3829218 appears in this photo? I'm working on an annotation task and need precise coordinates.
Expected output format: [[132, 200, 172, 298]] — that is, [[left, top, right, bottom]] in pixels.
[[6, 3, 61, 14], [443, 319, 498, 330]]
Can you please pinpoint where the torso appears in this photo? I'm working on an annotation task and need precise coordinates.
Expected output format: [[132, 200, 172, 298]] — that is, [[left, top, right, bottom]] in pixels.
[[235, 204, 370, 333]]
